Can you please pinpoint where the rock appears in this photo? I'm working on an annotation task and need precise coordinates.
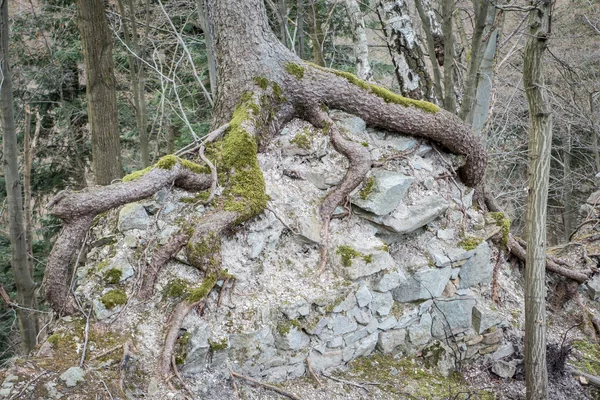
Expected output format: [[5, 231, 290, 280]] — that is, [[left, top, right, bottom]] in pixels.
[[378, 316, 398, 331], [586, 274, 600, 300], [431, 297, 477, 338], [353, 332, 379, 359], [472, 304, 503, 334], [282, 302, 311, 320], [363, 195, 449, 235], [328, 337, 344, 348], [333, 292, 357, 313], [377, 329, 407, 353], [339, 249, 394, 280], [183, 325, 211, 374], [480, 344, 500, 355], [587, 190, 600, 204], [437, 229, 455, 241], [37, 341, 54, 358], [393, 266, 452, 302], [351, 170, 414, 216], [355, 286, 372, 308], [118, 203, 150, 231], [60, 366, 85, 387], [408, 313, 432, 346], [466, 335, 483, 346], [333, 112, 366, 136], [306, 172, 328, 190], [458, 242, 492, 289], [93, 298, 120, 320], [482, 329, 503, 345], [97, 256, 135, 283], [411, 156, 433, 172], [348, 307, 372, 325], [158, 224, 180, 245], [344, 327, 369, 346], [419, 300, 433, 315], [329, 315, 358, 336], [275, 327, 310, 351], [423, 341, 455, 376], [309, 349, 343, 372], [492, 343, 515, 360], [376, 271, 406, 292], [492, 360, 517, 379], [370, 291, 394, 316]]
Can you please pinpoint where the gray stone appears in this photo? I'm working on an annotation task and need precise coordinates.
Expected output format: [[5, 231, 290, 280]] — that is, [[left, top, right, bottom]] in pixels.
[[306, 172, 329, 190], [308, 317, 329, 335], [419, 300, 433, 315], [333, 112, 366, 136], [343, 345, 356, 362], [472, 304, 503, 334], [397, 311, 419, 329], [353, 332, 379, 359], [364, 195, 449, 235], [327, 337, 344, 348], [587, 190, 600, 204], [162, 202, 176, 215], [351, 170, 414, 216], [118, 203, 150, 231], [183, 325, 211, 373], [309, 349, 343, 372], [378, 316, 398, 331], [492, 343, 515, 360], [492, 360, 517, 379], [376, 271, 406, 292], [341, 250, 394, 280], [329, 315, 358, 336], [408, 313, 432, 346], [333, 292, 357, 313], [344, 327, 369, 346], [97, 256, 135, 283], [370, 291, 394, 316], [431, 297, 477, 338], [458, 242, 492, 289], [282, 302, 311, 320], [411, 156, 433, 172], [377, 329, 407, 353], [60, 366, 85, 387], [482, 329, 503, 345], [366, 318, 379, 334], [393, 266, 452, 302], [423, 341, 455, 376], [355, 286, 372, 307], [93, 298, 119, 320], [276, 327, 310, 351], [348, 307, 372, 325], [587, 274, 600, 300], [158, 224, 180, 245], [437, 229, 455, 241]]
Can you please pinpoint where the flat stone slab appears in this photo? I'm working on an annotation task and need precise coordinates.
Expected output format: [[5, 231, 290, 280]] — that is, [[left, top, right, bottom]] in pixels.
[[393, 266, 452, 302], [351, 170, 414, 216]]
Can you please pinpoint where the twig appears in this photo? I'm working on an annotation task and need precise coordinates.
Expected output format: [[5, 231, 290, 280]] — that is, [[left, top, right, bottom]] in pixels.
[[567, 366, 600, 388], [100, 379, 114, 400], [320, 371, 371, 392], [176, 123, 229, 157], [230, 369, 302, 400], [306, 356, 322, 386], [266, 205, 300, 235], [230, 369, 241, 400], [171, 355, 195, 398], [9, 371, 48, 400], [79, 306, 93, 367], [90, 344, 123, 361]]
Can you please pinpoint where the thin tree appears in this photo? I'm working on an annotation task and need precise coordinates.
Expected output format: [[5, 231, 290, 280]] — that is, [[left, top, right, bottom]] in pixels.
[[0, 0, 39, 352], [523, 0, 554, 398], [76, 0, 123, 185]]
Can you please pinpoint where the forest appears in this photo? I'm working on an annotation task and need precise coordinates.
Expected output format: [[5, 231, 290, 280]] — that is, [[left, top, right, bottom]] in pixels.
[[0, 0, 599, 399]]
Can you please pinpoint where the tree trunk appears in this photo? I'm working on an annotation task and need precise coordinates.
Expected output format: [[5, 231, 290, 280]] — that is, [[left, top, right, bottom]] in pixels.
[[307, 2, 325, 66], [197, 0, 217, 99], [296, 0, 306, 59], [377, 0, 432, 100], [563, 124, 573, 242], [441, 0, 456, 113], [76, 0, 123, 185], [0, 0, 39, 353], [345, 0, 372, 80], [523, 0, 554, 398], [415, 0, 444, 103], [591, 91, 600, 173]]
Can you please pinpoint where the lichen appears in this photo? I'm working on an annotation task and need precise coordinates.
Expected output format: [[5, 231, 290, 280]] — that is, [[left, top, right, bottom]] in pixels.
[[97, 259, 111, 271], [285, 63, 305, 79], [290, 132, 311, 150], [187, 274, 217, 303], [123, 155, 204, 182], [336, 245, 372, 267], [310, 64, 439, 113], [103, 268, 122, 284], [100, 289, 127, 309], [489, 212, 511, 248], [361, 141, 369, 147], [359, 176, 375, 200], [277, 319, 302, 336], [458, 236, 483, 251]]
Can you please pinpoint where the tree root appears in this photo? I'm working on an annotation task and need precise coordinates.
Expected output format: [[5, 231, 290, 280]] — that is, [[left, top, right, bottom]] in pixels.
[[303, 106, 371, 274], [229, 370, 302, 400]]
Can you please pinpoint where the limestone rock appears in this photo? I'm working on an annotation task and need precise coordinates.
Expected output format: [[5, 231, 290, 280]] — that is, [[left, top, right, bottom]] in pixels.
[[370, 291, 394, 316], [408, 313, 432, 346], [355, 286, 372, 308], [458, 242, 492, 289], [309, 349, 343, 372], [492, 359, 518, 379], [587, 274, 600, 300], [351, 170, 414, 216], [472, 304, 503, 334], [377, 329, 407, 353], [393, 266, 452, 302], [60, 366, 85, 387], [376, 270, 406, 292], [431, 296, 477, 337], [118, 203, 150, 232]]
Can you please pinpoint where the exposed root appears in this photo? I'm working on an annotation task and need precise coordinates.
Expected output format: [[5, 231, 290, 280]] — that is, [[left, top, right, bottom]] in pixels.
[[229, 370, 302, 400], [119, 340, 136, 393], [171, 355, 195, 398], [303, 106, 371, 274], [306, 356, 322, 386]]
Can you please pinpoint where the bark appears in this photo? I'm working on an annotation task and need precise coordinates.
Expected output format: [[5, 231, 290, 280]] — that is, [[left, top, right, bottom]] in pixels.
[[196, 0, 217, 99], [591, 91, 600, 172], [564, 124, 573, 242], [441, 0, 456, 112], [377, 0, 432, 100], [296, 0, 306, 59], [458, 0, 491, 122], [76, 0, 123, 185], [523, 0, 554, 397], [307, 2, 325, 66], [0, 1, 39, 353], [345, 0, 372, 80], [415, 0, 444, 102]]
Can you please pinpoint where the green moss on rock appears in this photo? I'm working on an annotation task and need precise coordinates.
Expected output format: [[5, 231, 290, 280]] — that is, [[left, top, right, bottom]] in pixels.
[[336, 245, 372, 267], [103, 268, 122, 284], [290, 132, 312, 150], [208, 338, 229, 351], [360, 176, 375, 200], [489, 212, 511, 248], [458, 236, 483, 251], [164, 278, 190, 298], [277, 319, 302, 336], [100, 289, 127, 309], [187, 274, 217, 303]]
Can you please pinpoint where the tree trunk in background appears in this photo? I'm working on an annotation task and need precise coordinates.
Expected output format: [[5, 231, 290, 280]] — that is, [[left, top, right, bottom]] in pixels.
[[345, 0, 372, 80], [197, 0, 217, 100], [76, 0, 123, 185], [296, 0, 306, 59], [591, 92, 600, 173], [458, 0, 491, 122], [563, 124, 573, 242], [279, 0, 289, 48], [441, 0, 456, 112], [377, 0, 432, 100], [471, 6, 502, 138], [523, 0, 554, 397], [0, 1, 39, 353], [307, 2, 325, 66], [415, 0, 444, 103]]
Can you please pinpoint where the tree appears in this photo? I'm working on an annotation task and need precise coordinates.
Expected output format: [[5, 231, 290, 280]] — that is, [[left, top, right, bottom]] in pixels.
[[42, 0, 486, 378], [0, 0, 39, 353], [523, 0, 554, 398], [76, 0, 123, 185], [345, 0, 372, 81]]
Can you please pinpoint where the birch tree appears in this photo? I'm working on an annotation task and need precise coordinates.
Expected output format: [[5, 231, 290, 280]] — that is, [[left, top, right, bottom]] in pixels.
[[345, 0, 372, 80]]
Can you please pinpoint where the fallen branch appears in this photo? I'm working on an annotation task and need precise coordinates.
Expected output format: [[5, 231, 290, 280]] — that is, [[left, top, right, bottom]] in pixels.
[[320, 371, 371, 392], [306, 356, 322, 386], [171, 355, 195, 398], [567, 366, 600, 388], [90, 344, 123, 361], [9, 371, 48, 400], [229, 370, 302, 400]]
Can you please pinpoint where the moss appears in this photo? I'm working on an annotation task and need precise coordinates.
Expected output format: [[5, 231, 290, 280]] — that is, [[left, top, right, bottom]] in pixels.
[[361, 141, 369, 147], [187, 274, 217, 303], [359, 176, 375, 200], [221, 98, 269, 223], [285, 63, 305, 79], [277, 319, 302, 336], [47, 333, 62, 345], [186, 232, 221, 270], [164, 278, 190, 298], [180, 191, 210, 204], [271, 82, 285, 103], [310, 64, 439, 114], [362, 254, 373, 263], [208, 338, 229, 351], [122, 166, 153, 182], [103, 268, 122, 284], [573, 340, 600, 376], [253, 76, 269, 90], [100, 289, 127, 309], [97, 259, 111, 271], [123, 155, 204, 182], [458, 236, 483, 251], [489, 212, 511, 248], [375, 243, 389, 252], [290, 132, 312, 150], [336, 245, 372, 267]]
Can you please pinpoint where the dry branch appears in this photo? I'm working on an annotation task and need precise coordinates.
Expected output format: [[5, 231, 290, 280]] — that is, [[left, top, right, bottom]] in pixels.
[[230, 370, 302, 400]]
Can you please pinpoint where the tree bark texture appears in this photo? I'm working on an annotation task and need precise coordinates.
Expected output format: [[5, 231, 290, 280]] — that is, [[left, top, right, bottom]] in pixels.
[[76, 0, 123, 185], [523, 0, 554, 398], [345, 0, 372, 81], [377, 0, 432, 100], [415, 0, 444, 103], [0, 1, 39, 353], [563, 125, 573, 242], [441, 0, 456, 112]]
